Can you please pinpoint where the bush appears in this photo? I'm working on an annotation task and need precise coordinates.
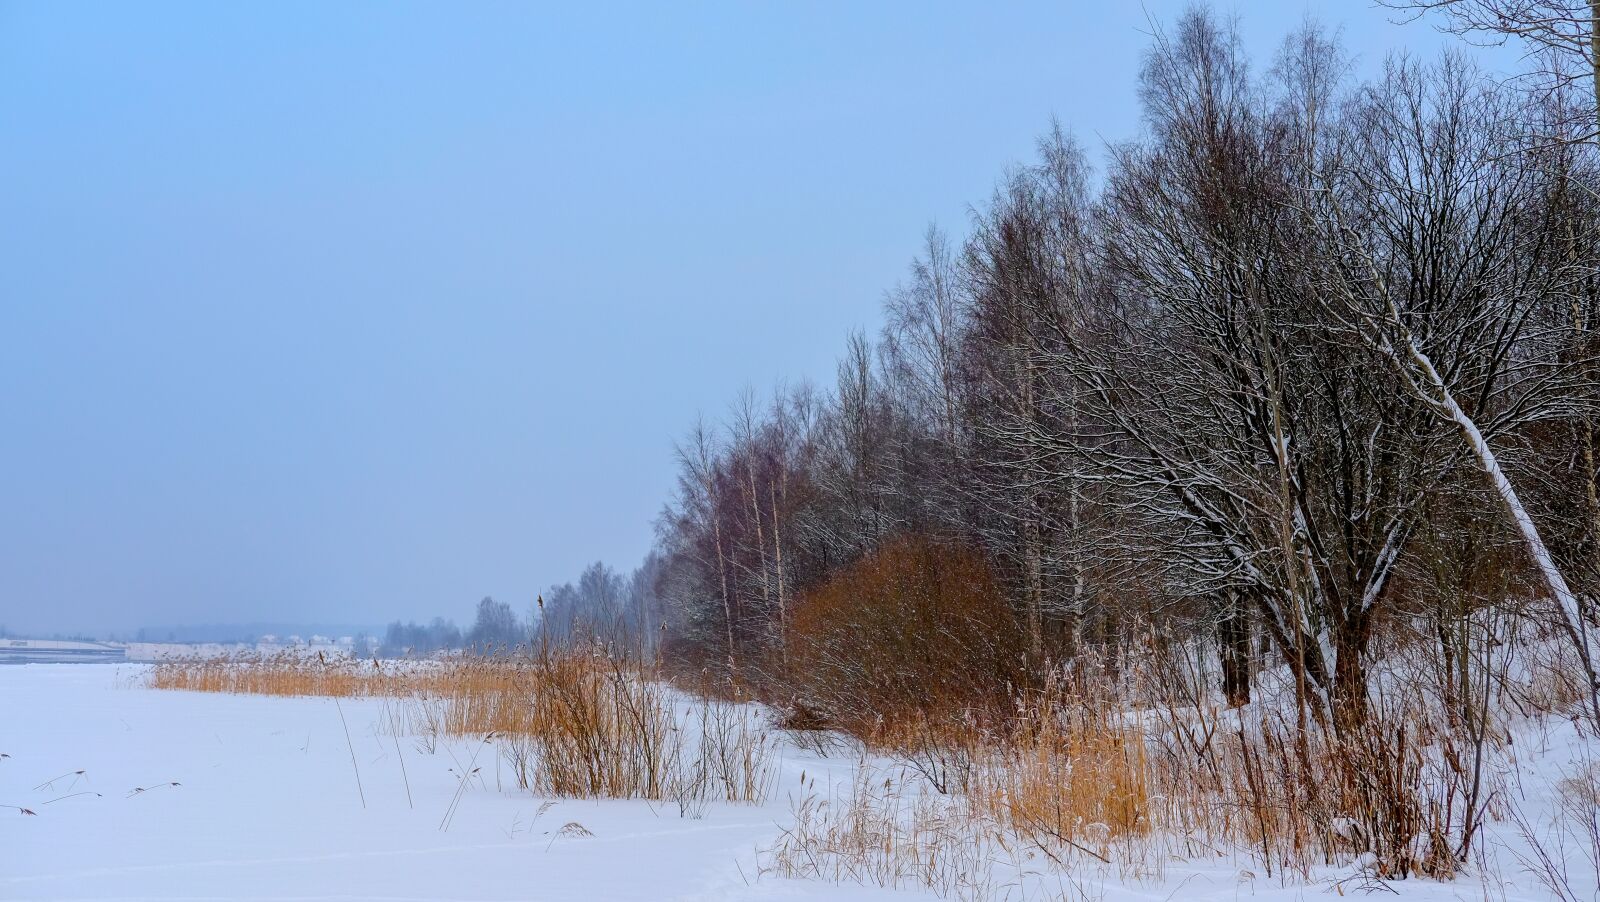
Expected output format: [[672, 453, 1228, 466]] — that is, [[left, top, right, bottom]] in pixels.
[[784, 535, 1027, 736]]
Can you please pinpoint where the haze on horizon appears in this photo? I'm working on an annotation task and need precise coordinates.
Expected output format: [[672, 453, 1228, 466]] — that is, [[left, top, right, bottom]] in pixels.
[[0, 1, 1487, 637]]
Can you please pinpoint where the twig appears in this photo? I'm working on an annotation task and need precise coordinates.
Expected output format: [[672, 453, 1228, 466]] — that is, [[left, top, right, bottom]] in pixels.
[[32, 770, 85, 792], [42, 791, 101, 805], [394, 731, 413, 809], [334, 698, 366, 809]]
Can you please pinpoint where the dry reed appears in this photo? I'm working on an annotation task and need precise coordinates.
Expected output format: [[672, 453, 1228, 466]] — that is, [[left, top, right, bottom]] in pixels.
[[149, 648, 775, 807], [763, 643, 1508, 896]]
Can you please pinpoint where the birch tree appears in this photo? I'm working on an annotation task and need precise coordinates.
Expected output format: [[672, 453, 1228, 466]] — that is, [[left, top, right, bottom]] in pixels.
[[1311, 53, 1600, 724]]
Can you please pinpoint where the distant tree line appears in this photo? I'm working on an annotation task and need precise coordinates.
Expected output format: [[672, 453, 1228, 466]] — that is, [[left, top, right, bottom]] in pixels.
[[534, 555, 665, 652], [380, 600, 521, 657], [379, 616, 464, 657], [380, 597, 523, 655], [375, 556, 665, 657]]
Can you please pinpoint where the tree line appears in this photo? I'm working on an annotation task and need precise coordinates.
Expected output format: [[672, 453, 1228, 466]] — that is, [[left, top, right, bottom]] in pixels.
[[377, 557, 664, 656], [638, 4, 1600, 735]]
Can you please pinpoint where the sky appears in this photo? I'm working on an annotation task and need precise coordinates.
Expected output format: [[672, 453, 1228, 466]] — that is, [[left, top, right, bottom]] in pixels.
[[0, 1, 1496, 636]]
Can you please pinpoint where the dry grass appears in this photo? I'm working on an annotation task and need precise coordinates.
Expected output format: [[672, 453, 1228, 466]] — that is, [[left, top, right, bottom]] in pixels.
[[149, 648, 774, 807], [763, 643, 1511, 897], [150, 635, 1533, 895], [149, 652, 416, 698], [968, 692, 1151, 866], [762, 767, 1025, 902]]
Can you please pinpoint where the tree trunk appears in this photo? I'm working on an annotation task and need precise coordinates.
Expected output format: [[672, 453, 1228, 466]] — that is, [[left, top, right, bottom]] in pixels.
[[711, 511, 737, 683], [1400, 330, 1600, 727], [1590, 1, 1598, 131], [1332, 615, 1370, 733], [1218, 591, 1252, 706]]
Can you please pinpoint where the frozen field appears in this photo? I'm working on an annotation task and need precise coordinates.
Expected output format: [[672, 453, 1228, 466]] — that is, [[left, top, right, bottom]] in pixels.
[[2, 664, 1595, 901], [0, 664, 876, 902]]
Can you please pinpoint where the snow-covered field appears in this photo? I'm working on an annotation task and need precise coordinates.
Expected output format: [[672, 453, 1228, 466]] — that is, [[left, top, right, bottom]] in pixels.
[[2, 664, 1595, 901], [0, 664, 863, 901]]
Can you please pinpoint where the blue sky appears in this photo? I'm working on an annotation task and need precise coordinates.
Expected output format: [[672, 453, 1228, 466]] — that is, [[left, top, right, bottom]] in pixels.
[[0, 2, 1489, 635]]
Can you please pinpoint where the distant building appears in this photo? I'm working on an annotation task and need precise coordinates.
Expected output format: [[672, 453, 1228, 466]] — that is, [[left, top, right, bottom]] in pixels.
[[0, 639, 126, 664]]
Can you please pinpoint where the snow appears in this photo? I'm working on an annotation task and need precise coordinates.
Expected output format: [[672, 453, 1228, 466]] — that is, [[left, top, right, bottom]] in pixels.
[[0, 640, 125, 664], [0, 664, 880, 901], [2, 664, 1595, 901]]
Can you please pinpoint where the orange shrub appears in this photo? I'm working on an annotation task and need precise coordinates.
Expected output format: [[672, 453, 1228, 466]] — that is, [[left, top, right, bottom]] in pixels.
[[784, 535, 1027, 736]]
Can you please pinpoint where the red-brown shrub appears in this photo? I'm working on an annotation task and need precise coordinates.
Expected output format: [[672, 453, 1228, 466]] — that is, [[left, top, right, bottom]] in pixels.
[[784, 535, 1027, 736]]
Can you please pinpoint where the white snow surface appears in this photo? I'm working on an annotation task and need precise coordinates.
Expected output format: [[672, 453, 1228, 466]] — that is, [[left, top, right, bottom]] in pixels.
[[0, 664, 885, 902], [2, 664, 1595, 901]]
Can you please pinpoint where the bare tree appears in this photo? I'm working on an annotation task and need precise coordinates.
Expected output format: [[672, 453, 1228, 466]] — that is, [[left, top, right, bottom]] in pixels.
[[1385, 0, 1598, 143], [1310, 52, 1600, 724]]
